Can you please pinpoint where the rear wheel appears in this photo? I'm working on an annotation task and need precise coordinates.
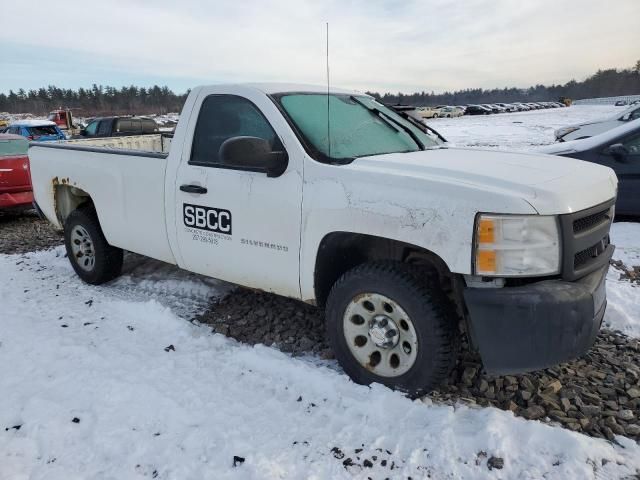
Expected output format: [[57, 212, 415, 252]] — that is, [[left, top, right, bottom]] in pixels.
[[326, 262, 459, 397], [64, 206, 123, 284]]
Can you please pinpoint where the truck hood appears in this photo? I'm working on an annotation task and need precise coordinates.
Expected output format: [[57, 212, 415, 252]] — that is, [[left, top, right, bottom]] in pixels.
[[353, 147, 617, 215]]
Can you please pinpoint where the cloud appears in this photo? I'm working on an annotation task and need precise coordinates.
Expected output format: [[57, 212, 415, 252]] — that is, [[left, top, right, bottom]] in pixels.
[[0, 0, 638, 93]]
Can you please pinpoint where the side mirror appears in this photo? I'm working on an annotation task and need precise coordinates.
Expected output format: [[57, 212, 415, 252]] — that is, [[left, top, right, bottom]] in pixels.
[[607, 143, 629, 161], [621, 113, 631, 122], [219, 136, 288, 177], [80, 129, 87, 136]]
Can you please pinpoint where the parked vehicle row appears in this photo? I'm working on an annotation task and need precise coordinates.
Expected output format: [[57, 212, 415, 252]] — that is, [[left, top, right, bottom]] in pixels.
[[414, 101, 566, 119], [0, 116, 161, 141], [463, 101, 566, 116]]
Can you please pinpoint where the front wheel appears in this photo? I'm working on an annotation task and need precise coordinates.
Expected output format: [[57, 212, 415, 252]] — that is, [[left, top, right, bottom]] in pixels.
[[325, 262, 459, 397], [64, 206, 123, 284]]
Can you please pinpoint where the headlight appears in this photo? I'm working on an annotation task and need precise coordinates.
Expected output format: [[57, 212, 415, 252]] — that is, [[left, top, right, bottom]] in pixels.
[[474, 214, 561, 277], [555, 126, 579, 139]]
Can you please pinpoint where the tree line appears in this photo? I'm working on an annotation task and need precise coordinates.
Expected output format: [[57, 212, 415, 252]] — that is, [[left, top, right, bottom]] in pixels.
[[1, 61, 639, 115], [368, 61, 640, 106], [0, 85, 188, 116]]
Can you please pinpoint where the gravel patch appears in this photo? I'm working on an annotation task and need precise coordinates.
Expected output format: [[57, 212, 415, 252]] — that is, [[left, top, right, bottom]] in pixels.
[[611, 259, 640, 284], [198, 277, 640, 442], [434, 330, 640, 441], [197, 289, 332, 359], [0, 210, 63, 254]]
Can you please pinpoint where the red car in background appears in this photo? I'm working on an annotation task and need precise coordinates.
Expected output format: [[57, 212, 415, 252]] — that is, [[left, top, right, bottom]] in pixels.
[[0, 134, 33, 210]]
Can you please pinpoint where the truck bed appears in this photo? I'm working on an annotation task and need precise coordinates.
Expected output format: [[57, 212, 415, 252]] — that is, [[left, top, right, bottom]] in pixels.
[[29, 135, 175, 264]]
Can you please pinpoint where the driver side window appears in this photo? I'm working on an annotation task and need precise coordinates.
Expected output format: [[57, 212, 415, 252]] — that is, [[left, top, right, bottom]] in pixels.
[[190, 95, 282, 168]]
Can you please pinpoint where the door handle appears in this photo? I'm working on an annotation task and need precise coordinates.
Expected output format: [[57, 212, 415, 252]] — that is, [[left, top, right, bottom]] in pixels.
[[180, 184, 208, 194]]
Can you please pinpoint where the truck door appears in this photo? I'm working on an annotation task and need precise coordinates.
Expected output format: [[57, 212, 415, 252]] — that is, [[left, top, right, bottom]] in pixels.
[[172, 92, 303, 298]]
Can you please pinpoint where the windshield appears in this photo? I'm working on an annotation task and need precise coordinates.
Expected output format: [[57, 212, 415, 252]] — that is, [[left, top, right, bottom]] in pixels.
[[28, 125, 59, 136], [276, 93, 441, 162]]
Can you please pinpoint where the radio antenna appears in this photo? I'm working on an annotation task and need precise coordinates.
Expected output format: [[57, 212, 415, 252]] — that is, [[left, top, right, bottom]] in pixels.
[[326, 22, 331, 157]]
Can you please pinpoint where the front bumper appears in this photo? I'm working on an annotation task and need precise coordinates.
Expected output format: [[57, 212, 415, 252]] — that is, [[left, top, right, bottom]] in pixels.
[[463, 257, 610, 375], [0, 191, 33, 210]]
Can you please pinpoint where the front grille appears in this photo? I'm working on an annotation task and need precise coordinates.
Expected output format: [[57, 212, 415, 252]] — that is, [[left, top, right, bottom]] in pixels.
[[572, 208, 611, 234], [559, 198, 615, 281], [574, 236, 609, 270]]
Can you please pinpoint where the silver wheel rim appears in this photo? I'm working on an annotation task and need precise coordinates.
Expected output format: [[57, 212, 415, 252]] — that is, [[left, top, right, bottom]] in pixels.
[[70, 225, 96, 272], [343, 293, 418, 378]]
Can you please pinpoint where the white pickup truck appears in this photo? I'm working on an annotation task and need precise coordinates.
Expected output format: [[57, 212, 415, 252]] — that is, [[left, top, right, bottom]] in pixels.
[[30, 84, 617, 396]]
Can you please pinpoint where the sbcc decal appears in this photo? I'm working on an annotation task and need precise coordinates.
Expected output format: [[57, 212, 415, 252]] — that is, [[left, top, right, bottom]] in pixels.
[[183, 203, 232, 234]]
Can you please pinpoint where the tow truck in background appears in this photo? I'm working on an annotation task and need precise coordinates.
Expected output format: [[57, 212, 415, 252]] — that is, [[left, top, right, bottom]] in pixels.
[[48, 108, 81, 136]]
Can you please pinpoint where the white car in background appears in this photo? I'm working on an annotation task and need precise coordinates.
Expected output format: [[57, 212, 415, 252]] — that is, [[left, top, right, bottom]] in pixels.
[[555, 104, 640, 142], [436, 106, 463, 118], [416, 106, 440, 119]]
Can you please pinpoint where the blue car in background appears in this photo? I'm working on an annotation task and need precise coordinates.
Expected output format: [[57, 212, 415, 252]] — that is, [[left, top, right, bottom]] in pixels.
[[4, 120, 66, 141]]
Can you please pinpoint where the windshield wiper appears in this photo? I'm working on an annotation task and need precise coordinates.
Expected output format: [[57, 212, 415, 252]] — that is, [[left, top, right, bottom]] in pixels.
[[350, 96, 425, 150], [395, 110, 447, 144]]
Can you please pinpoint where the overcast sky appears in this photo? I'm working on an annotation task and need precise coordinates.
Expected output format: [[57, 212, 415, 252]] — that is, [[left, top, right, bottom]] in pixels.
[[0, 0, 638, 95]]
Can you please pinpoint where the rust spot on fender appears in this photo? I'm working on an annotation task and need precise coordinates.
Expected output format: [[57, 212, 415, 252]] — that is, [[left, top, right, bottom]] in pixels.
[[52, 178, 60, 223], [52, 176, 71, 186], [51, 176, 72, 229]]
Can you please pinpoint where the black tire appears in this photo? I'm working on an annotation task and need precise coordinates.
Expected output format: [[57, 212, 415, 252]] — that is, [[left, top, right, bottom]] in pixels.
[[326, 261, 459, 398], [64, 205, 123, 284]]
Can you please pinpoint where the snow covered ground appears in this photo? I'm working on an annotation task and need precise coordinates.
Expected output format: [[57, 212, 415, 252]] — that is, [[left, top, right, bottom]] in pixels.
[[604, 223, 640, 338], [431, 104, 621, 150], [2, 247, 640, 480], [2, 104, 640, 479]]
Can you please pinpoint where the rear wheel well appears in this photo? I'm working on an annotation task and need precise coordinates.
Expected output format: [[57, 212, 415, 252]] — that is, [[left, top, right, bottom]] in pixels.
[[54, 185, 94, 227], [313, 232, 454, 308]]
